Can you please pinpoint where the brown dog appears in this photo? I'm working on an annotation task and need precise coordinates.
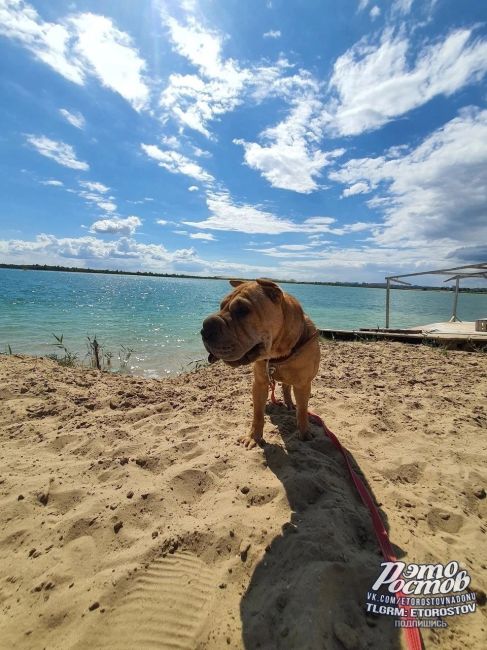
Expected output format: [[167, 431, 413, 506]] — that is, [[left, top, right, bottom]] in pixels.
[[201, 279, 320, 449]]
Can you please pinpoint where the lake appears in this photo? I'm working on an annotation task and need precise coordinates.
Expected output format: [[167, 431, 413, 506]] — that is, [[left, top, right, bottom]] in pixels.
[[1, 269, 486, 376]]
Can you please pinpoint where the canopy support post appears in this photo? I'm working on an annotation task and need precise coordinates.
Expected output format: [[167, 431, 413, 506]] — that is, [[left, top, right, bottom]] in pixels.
[[385, 279, 391, 329], [449, 277, 461, 322]]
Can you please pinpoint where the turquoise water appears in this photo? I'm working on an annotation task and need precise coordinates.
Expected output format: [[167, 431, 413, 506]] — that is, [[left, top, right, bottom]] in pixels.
[[1, 269, 486, 376]]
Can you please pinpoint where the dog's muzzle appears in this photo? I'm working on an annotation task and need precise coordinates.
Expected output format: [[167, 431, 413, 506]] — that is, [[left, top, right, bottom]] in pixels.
[[201, 314, 229, 364], [201, 314, 263, 366]]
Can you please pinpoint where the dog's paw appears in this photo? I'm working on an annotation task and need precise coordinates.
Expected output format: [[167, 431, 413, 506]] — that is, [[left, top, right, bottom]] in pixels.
[[238, 435, 263, 450]]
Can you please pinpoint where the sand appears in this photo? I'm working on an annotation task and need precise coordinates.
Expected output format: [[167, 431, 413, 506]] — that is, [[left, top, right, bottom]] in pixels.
[[0, 340, 486, 650]]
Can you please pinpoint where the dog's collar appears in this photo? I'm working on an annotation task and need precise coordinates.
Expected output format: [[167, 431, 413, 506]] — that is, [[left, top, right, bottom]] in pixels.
[[267, 330, 320, 381]]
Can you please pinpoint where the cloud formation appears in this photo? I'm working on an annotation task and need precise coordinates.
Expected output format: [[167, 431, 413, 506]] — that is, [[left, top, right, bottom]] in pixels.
[[40, 179, 63, 187], [189, 232, 216, 241], [235, 97, 345, 193], [26, 134, 89, 170], [0, 1, 149, 110], [77, 180, 116, 213], [59, 108, 86, 129], [159, 10, 316, 139], [0, 233, 197, 269], [324, 28, 487, 136], [330, 107, 487, 249], [184, 191, 373, 235], [89, 216, 142, 235], [79, 180, 110, 194], [141, 144, 214, 183]]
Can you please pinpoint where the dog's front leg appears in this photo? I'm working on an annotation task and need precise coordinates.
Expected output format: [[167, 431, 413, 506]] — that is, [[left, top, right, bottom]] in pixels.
[[239, 364, 268, 449], [293, 383, 312, 441]]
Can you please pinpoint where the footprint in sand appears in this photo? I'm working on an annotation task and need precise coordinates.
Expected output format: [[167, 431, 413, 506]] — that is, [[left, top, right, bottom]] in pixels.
[[383, 462, 423, 485], [167, 469, 215, 504], [426, 508, 464, 534], [173, 440, 204, 461], [79, 551, 214, 649]]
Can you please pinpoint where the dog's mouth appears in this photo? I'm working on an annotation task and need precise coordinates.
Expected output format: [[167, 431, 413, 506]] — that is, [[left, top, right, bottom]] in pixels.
[[207, 341, 264, 367]]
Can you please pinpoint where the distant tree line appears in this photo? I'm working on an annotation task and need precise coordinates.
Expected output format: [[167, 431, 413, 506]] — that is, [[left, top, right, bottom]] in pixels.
[[0, 263, 485, 292]]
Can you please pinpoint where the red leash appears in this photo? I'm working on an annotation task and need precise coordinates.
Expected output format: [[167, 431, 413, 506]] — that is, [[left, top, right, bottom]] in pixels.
[[269, 382, 423, 650]]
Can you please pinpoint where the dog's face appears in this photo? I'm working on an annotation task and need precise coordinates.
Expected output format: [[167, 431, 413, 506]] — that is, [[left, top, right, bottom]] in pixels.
[[201, 279, 284, 367]]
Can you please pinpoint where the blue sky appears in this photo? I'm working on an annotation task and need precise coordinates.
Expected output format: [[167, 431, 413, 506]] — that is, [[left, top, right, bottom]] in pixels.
[[1, 0, 486, 283]]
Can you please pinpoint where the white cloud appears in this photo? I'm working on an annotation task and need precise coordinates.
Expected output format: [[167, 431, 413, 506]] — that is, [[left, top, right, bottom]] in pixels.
[[357, 0, 369, 11], [330, 107, 487, 251], [263, 30, 281, 39], [156, 219, 168, 225], [235, 96, 345, 193], [183, 190, 372, 235], [78, 194, 116, 213], [261, 244, 459, 279], [40, 179, 63, 186], [248, 246, 312, 258], [191, 146, 211, 158], [95, 200, 117, 213], [26, 134, 89, 170], [159, 12, 314, 138], [79, 180, 109, 193], [0, 233, 197, 271], [160, 16, 250, 137], [0, 0, 85, 83], [69, 13, 149, 112], [160, 135, 180, 149], [280, 244, 311, 251], [90, 216, 141, 235], [59, 107, 85, 129], [342, 181, 370, 197], [77, 181, 117, 213], [184, 191, 302, 234], [189, 232, 216, 241], [0, 2, 149, 111], [188, 185, 199, 192], [250, 62, 318, 103], [324, 28, 487, 136], [370, 6, 381, 19], [392, 0, 414, 15], [141, 143, 214, 183]]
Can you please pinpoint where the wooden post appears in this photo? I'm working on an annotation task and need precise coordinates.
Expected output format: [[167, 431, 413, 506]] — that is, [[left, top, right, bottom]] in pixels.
[[385, 279, 391, 329]]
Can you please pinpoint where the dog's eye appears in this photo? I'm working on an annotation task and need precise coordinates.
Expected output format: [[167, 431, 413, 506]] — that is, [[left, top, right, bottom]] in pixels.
[[232, 301, 250, 318]]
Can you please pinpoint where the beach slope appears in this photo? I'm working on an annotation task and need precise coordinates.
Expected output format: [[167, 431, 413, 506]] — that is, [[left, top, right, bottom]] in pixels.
[[0, 341, 486, 649]]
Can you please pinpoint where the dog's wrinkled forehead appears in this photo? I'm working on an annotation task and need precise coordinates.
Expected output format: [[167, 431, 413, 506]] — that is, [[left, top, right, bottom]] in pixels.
[[219, 284, 256, 316], [219, 279, 282, 316]]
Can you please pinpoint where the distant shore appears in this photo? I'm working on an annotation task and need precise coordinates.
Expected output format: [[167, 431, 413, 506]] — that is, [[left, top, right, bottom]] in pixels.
[[2, 263, 486, 293]]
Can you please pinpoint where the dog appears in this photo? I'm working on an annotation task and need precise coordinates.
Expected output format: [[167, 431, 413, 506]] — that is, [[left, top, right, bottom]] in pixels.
[[201, 278, 320, 449]]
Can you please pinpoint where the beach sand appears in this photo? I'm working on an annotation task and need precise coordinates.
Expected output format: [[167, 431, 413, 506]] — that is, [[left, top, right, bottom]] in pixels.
[[0, 341, 486, 649]]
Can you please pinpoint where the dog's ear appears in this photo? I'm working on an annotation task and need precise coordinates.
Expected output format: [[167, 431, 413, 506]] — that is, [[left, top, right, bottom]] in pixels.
[[229, 279, 245, 287], [256, 278, 282, 302]]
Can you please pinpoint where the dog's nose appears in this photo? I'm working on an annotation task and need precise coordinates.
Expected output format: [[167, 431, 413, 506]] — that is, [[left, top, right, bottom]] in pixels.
[[201, 315, 224, 342]]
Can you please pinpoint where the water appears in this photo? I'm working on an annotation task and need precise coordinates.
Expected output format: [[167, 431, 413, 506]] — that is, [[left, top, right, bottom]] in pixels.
[[1, 269, 486, 376]]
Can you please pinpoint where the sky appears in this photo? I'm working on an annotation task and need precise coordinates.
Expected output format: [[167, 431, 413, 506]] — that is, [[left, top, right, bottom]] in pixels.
[[0, 0, 486, 283]]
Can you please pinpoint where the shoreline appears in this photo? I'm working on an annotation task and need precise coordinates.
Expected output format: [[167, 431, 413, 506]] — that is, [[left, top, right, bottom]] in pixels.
[[0, 341, 486, 648], [2, 264, 486, 293]]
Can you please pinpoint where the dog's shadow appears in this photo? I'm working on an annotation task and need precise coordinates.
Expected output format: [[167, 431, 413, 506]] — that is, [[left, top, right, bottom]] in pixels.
[[239, 400, 405, 649]]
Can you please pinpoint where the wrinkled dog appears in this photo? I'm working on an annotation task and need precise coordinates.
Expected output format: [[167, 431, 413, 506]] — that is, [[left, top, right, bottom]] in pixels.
[[201, 279, 320, 448]]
